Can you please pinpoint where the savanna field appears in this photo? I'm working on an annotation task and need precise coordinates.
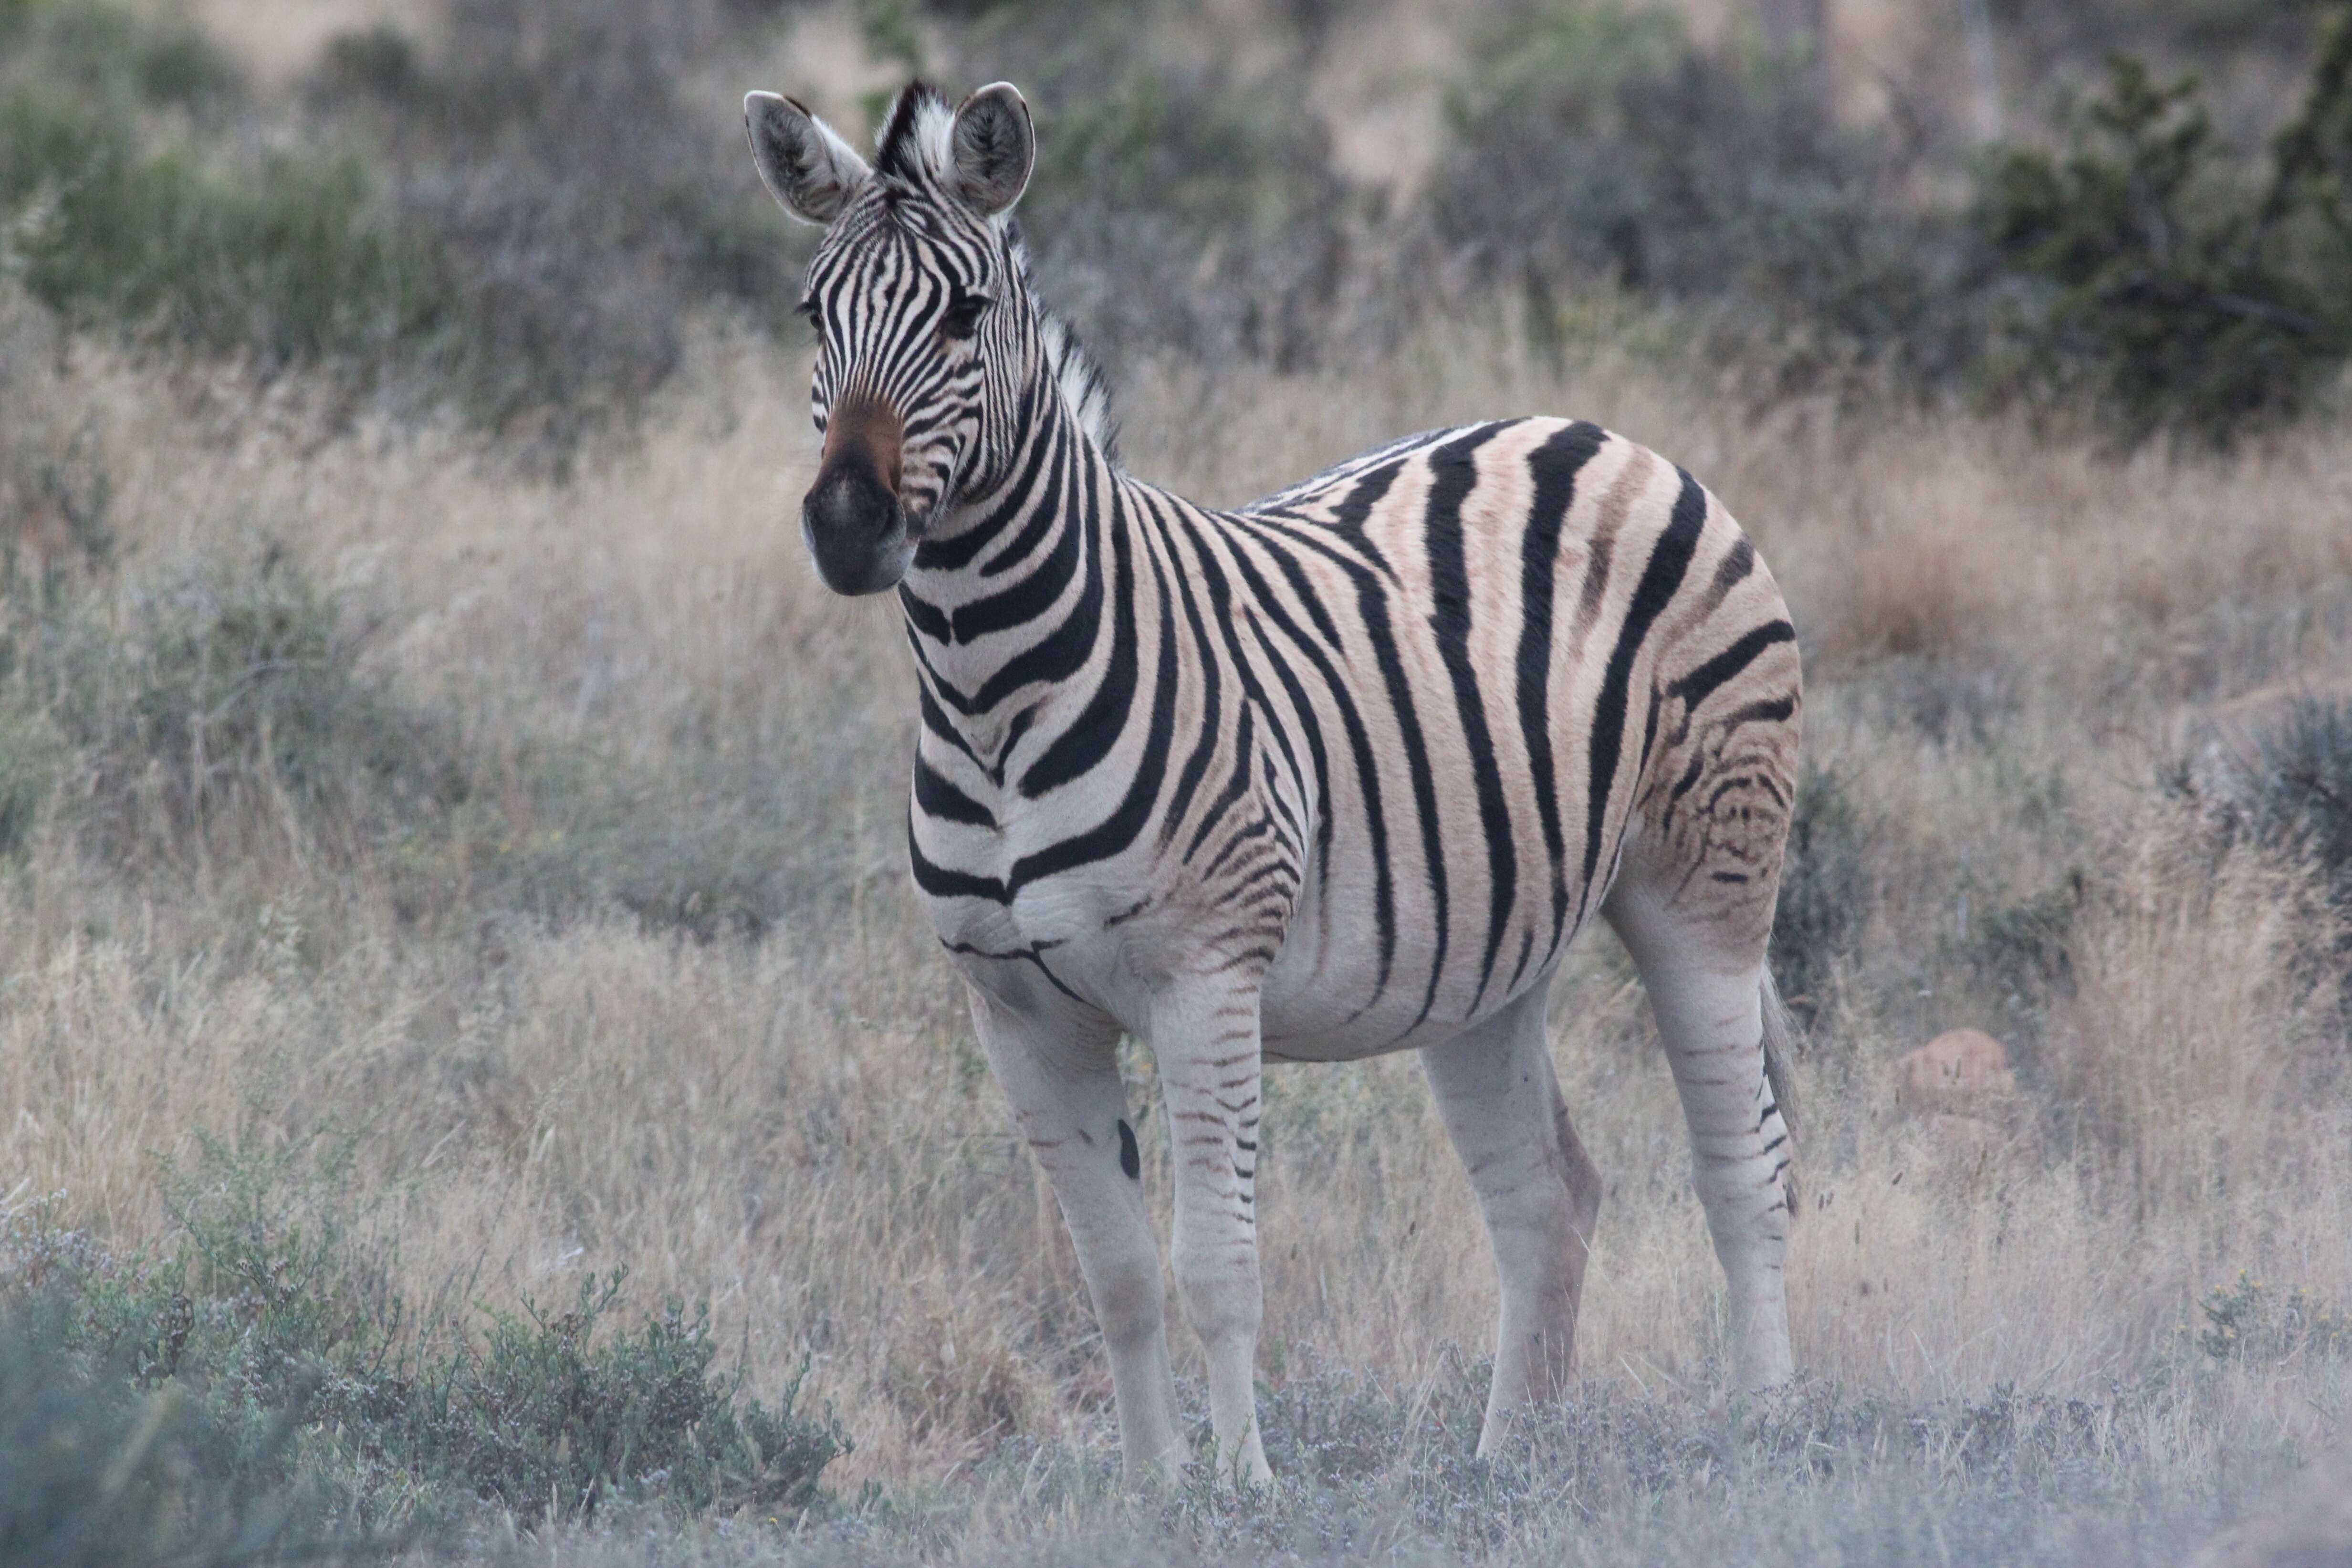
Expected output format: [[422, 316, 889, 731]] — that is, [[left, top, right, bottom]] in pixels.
[[3, 0, 2351, 1563]]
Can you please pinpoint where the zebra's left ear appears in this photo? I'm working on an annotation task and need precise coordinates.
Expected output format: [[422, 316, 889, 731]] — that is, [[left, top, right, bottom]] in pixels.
[[949, 82, 1034, 218]]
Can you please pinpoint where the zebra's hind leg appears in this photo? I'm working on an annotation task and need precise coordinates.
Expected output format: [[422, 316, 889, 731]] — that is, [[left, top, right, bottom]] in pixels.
[[1603, 876, 1797, 1392], [966, 982, 1188, 1485], [1421, 976, 1602, 1457]]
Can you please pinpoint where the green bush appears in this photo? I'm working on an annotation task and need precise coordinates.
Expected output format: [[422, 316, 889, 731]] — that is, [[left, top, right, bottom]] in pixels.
[[1977, 19, 2352, 443], [1435, 0, 1990, 395], [947, 0, 1359, 372], [397, 1274, 845, 1525], [301, 0, 803, 443], [0, 91, 446, 370], [0, 1301, 340, 1568], [2189, 1271, 2352, 1364], [0, 545, 468, 875], [1770, 762, 1871, 1024], [3, 1134, 850, 1533], [2194, 698, 2352, 919]]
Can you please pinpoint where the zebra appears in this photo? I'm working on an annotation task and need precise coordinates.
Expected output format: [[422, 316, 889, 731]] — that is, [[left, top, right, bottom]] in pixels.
[[745, 80, 1805, 1484]]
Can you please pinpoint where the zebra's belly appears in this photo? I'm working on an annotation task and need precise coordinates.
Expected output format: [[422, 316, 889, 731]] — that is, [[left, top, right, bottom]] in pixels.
[[1254, 869, 1569, 1063], [916, 821, 1588, 1060]]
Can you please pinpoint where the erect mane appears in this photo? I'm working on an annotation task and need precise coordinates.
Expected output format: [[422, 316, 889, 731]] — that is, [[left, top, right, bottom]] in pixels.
[[1009, 225, 1120, 462], [872, 80, 955, 188]]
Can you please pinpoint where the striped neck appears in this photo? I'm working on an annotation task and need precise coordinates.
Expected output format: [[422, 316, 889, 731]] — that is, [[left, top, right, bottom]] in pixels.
[[897, 354, 1128, 757]]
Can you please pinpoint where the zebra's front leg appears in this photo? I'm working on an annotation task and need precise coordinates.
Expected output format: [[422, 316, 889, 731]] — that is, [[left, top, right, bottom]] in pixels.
[[966, 982, 1188, 1484], [1152, 977, 1272, 1486]]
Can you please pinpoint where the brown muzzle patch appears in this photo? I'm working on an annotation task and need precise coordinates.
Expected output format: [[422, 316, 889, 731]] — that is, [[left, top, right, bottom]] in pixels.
[[820, 394, 903, 496]]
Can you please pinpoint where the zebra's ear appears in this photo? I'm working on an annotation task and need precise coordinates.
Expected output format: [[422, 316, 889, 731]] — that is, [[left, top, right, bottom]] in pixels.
[[949, 82, 1034, 218], [744, 91, 870, 226]]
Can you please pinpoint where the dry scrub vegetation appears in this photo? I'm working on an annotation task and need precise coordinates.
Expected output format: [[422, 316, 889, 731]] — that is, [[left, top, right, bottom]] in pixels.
[[6, 0, 2352, 1558], [3, 284, 2349, 1561]]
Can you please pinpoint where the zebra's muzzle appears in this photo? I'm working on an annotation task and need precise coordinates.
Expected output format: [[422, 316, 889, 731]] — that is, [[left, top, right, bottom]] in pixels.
[[802, 396, 912, 595]]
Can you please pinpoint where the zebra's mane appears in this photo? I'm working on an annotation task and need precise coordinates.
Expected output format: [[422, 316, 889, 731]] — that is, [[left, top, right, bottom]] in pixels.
[[871, 83, 1120, 463], [1010, 227, 1120, 463]]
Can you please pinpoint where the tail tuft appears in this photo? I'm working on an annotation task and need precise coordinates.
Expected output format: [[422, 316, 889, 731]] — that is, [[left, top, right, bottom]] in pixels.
[[1760, 969, 1803, 1221]]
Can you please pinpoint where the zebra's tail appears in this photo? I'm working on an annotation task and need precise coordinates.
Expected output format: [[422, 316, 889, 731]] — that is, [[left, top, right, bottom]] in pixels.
[[1760, 968, 1803, 1223]]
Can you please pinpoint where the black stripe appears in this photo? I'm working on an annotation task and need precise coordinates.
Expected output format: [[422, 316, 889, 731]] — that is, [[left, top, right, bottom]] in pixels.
[[1424, 423, 1515, 1014], [1157, 522, 1225, 849], [1185, 706, 1256, 863], [954, 448, 1082, 641], [1578, 467, 1707, 927], [1516, 422, 1608, 951], [917, 677, 985, 772], [1669, 620, 1796, 715], [1331, 456, 1446, 1028], [1169, 515, 1309, 838], [964, 459, 1104, 713], [1007, 510, 1179, 890], [976, 416, 1070, 578], [915, 753, 994, 827], [1019, 485, 1139, 796], [899, 586, 951, 644], [916, 383, 1051, 573], [908, 807, 1010, 903]]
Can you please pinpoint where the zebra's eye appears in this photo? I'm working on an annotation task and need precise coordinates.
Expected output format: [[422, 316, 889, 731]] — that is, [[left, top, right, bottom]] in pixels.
[[793, 298, 822, 336], [939, 292, 990, 343]]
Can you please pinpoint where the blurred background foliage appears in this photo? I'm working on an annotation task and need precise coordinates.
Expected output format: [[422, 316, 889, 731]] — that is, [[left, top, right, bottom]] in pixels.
[[0, 0, 2346, 451]]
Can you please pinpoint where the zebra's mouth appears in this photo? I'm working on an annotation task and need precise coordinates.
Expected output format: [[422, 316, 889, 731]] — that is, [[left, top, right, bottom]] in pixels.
[[801, 471, 915, 596]]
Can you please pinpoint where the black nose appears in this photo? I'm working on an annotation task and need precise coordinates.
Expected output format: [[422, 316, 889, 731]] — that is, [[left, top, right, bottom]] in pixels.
[[801, 454, 906, 596]]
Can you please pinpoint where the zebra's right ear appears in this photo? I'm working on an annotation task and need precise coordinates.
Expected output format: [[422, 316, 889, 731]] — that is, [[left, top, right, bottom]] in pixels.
[[744, 91, 870, 226]]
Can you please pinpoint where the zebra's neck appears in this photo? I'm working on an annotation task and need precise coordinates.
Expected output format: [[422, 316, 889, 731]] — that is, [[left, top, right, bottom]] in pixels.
[[898, 362, 1135, 772]]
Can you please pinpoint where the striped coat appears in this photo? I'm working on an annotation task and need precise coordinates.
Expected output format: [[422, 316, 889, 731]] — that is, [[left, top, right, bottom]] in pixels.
[[748, 79, 1803, 1484]]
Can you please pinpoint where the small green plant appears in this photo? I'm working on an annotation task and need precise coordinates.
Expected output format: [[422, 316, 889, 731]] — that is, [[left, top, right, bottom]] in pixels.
[[1, 1133, 850, 1534], [411, 1274, 846, 1524], [1978, 13, 2352, 443], [2191, 1272, 2352, 1363], [1958, 872, 2085, 1015], [2247, 700, 2352, 914], [1770, 761, 1871, 1023], [0, 1300, 344, 1567]]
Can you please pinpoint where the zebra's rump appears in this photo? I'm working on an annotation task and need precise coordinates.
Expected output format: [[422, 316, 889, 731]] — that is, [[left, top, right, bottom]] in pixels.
[[1231, 418, 1799, 1048]]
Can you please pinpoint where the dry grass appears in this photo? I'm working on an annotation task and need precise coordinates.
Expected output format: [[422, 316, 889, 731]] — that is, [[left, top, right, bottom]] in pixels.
[[2, 305, 2349, 1560]]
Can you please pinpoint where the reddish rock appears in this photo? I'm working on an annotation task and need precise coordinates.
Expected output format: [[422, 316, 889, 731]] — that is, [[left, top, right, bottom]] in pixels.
[[1898, 1029, 2016, 1118]]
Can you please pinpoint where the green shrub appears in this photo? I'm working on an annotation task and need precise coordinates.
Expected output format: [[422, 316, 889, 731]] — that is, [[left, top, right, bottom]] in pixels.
[[1435, 0, 1991, 396], [2246, 700, 2352, 914], [1955, 875, 2083, 1019], [2189, 1271, 2352, 1364], [0, 1301, 340, 1568], [396, 1274, 846, 1525], [301, 0, 804, 444], [948, 0, 1359, 372], [1, 547, 468, 874], [1770, 762, 1871, 1023], [2171, 697, 2352, 926], [1977, 17, 2352, 443], [0, 91, 446, 370], [2, 1133, 850, 1533]]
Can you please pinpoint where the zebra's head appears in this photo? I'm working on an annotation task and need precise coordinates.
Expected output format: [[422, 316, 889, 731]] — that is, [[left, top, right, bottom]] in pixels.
[[745, 80, 1077, 597]]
